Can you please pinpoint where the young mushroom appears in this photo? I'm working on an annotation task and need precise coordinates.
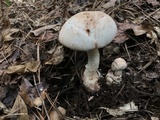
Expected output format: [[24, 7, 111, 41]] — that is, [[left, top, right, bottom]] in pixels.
[[106, 57, 127, 85], [59, 11, 117, 92]]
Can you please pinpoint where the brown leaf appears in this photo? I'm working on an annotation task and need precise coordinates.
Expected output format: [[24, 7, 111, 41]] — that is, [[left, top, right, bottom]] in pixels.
[[19, 78, 48, 107], [45, 46, 64, 65], [24, 61, 40, 73], [1, 16, 10, 28], [49, 106, 66, 120], [114, 22, 154, 43], [146, 0, 160, 6], [5, 61, 40, 74], [11, 95, 29, 120], [114, 22, 134, 43], [152, 11, 160, 19], [132, 25, 148, 36], [31, 24, 59, 36], [1, 28, 19, 42], [19, 78, 34, 107], [5, 65, 25, 74], [0, 100, 10, 114], [0, 45, 13, 63], [102, 0, 116, 9], [38, 31, 57, 42]]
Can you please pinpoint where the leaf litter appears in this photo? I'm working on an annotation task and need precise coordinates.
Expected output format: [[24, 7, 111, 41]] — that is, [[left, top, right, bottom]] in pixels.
[[0, 0, 160, 119]]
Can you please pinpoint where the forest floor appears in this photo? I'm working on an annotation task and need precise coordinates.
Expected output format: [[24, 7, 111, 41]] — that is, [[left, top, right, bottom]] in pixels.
[[0, 0, 160, 120]]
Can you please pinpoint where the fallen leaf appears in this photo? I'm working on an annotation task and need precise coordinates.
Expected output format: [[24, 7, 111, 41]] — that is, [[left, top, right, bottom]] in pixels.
[[33, 87, 47, 107], [147, 30, 158, 44], [31, 24, 59, 36], [11, 94, 29, 120], [24, 61, 40, 73], [19, 78, 48, 107], [19, 78, 34, 107], [1, 16, 10, 28], [1, 28, 19, 42], [146, 0, 160, 6], [38, 31, 57, 42], [49, 106, 66, 120], [114, 22, 155, 43], [10, 0, 23, 3], [45, 46, 64, 65], [0, 45, 13, 63], [33, 97, 43, 107], [5, 65, 25, 74], [132, 25, 148, 36], [152, 11, 160, 20], [114, 22, 134, 43], [5, 61, 40, 74], [0, 101, 10, 114], [151, 116, 159, 120], [154, 26, 160, 36], [99, 102, 138, 117], [102, 0, 116, 9]]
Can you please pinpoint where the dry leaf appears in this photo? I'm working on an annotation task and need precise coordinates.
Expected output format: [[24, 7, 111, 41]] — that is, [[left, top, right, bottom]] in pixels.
[[147, 31, 158, 44], [99, 102, 138, 117], [114, 22, 134, 43], [114, 22, 155, 43], [19, 78, 47, 107], [10, 0, 23, 3], [102, 0, 116, 9], [5, 65, 25, 74], [132, 25, 148, 36], [152, 11, 160, 19], [1, 16, 10, 28], [31, 24, 59, 36], [49, 106, 66, 120], [45, 46, 64, 65], [11, 95, 29, 120], [33, 90, 47, 107], [0, 101, 10, 114], [5, 61, 40, 74], [151, 117, 159, 120], [154, 26, 160, 36], [24, 61, 40, 72], [19, 78, 34, 107], [33, 97, 43, 107], [146, 0, 160, 6], [0, 45, 13, 63], [1, 28, 19, 42], [38, 31, 57, 42]]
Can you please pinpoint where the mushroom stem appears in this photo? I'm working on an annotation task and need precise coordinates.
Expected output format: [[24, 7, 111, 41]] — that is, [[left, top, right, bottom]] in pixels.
[[83, 49, 100, 92], [114, 70, 122, 76], [86, 49, 99, 71]]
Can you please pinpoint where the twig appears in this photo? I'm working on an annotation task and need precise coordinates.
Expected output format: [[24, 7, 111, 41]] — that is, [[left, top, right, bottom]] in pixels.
[[36, 42, 41, 83], [114, 85, 125, 100], [33, 75, 50, 120], [134, 3, 160, 25], [124, 43, 131, 61], [137, 56, 158, 74], [107, 1, 130, 14], [91, 0, 97, 10]]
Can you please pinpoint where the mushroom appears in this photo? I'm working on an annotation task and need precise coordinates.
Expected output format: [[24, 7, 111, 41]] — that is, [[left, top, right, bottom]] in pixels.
[[59, 11, 117, 92], [106, 57, 127, 85]]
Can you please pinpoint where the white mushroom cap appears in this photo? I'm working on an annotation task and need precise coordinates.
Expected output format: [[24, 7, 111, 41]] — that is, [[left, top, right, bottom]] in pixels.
[[111, 58, 127, 71], [59, 11, 117, 51]]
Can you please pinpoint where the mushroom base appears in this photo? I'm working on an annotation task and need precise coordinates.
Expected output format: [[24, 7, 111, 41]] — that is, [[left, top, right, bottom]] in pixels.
[[82, 69, 100, 92], [106, 69, 122, 85]]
